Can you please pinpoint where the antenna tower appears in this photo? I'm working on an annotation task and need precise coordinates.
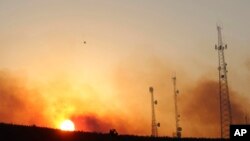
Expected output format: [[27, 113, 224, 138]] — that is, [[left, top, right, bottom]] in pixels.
[[172, 76, 181, 138], [215, 25, 232, 138], [149, 87, 160, 137]]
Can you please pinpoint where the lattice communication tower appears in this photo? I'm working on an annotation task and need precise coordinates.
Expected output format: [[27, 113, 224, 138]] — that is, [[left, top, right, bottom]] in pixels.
[[215, 26, 232, 139]]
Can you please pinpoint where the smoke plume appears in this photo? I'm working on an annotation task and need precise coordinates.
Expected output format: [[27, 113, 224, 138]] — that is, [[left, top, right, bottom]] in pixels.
[[0, 53, 249, 138], [71, 113, 129, 133], [180, 79, 250, 137], [0, 70, 48, 126]]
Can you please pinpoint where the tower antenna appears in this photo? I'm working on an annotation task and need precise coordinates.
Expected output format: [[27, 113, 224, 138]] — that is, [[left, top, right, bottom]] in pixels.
[[172, 75, 182, 138], [149, 87, 160, 137], [215, 25, 232, 139]]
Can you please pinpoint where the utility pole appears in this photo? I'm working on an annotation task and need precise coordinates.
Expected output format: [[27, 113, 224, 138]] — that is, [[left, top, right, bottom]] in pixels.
[[172, 76, 182, 138], [149, 87, 160, 137], [215, 25, 232, 139]]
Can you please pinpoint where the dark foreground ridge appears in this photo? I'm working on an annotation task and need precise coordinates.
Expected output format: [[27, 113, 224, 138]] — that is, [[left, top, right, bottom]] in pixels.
[[0, 123, 225, 141]]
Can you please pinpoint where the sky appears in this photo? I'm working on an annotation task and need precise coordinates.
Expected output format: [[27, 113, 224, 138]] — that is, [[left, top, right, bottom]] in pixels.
[[0, 0, 250, 138]]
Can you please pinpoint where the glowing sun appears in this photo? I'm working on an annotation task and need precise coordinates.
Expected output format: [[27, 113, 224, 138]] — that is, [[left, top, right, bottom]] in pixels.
[[60, 120, 75, 131]]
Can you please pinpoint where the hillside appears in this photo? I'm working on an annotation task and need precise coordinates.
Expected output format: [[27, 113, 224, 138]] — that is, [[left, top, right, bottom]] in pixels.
[[0, 123, 225, 141]]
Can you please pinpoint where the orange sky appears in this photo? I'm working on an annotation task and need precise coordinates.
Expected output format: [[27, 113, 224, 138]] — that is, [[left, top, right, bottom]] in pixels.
[[1, 0, 250, 138]]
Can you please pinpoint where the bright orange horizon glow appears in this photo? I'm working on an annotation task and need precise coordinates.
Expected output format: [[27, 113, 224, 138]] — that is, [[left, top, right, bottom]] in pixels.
[[60, 120, 75, 131]]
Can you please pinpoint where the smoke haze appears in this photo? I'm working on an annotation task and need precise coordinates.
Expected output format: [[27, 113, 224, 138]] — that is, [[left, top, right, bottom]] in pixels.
[[0, 53, 249, 138]]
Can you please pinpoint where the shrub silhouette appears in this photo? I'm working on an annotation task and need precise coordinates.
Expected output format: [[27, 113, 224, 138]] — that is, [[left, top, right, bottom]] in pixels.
[[0, 123, 225, 141]]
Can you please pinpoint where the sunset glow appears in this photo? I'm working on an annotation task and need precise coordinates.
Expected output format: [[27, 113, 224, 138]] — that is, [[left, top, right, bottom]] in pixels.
[[1, 0, 250, 138], [60, 120, 75, 131]]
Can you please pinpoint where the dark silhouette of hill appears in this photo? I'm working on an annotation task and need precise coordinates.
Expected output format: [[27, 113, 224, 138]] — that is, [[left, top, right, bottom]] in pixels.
[[0, 123, 225, 141]]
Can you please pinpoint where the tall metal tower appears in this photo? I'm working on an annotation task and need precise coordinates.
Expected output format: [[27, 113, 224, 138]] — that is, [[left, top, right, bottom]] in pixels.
[[172, 76, 182, 138], [215, 25, 232, 138], [149, 87, 160, 137]]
